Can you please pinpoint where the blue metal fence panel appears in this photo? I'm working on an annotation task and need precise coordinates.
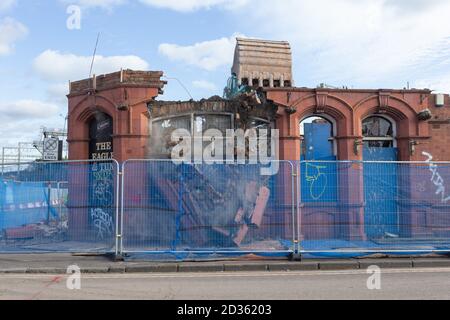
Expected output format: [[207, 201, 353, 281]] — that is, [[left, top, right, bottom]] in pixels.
[[121, 160, 295, 259], [363, 148, 399, 238], [297, 160, 450, 258], [300, 160, 338, 203], [0, 160, 118, 253], [301, 123, 337, 202], [2, 158, 449, 259], [0, 181, 48, 229]]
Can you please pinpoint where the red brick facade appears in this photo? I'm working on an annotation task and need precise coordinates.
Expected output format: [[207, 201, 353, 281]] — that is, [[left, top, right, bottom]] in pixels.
[[427, 94, 450, 161], [67, 72, 450, 164], [263, 88, 450, 240], [66, 70, 450, 242], [67, 70, 166, 162], [265, 88, 450, 162]]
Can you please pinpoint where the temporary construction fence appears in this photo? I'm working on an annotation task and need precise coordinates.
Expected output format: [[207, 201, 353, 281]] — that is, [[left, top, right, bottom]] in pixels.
[[296, 160, 450, 258], [0, 158, 449, 260], [119, 160, 296, 260], [0, 160, 119, 254]]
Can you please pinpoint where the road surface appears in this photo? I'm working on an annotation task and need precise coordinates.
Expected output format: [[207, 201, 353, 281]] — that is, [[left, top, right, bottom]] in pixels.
[[0, 268, 449, 300]]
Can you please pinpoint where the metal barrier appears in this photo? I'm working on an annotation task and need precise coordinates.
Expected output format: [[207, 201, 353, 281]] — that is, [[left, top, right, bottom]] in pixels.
[[296, 160, 450, 258], [1, 158, 449, 259], [119, 160, 297, 259], [0, 160, 120, 254]]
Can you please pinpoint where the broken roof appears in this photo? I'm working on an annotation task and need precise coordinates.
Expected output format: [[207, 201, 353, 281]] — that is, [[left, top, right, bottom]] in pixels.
[[68, 70, 167, 96]]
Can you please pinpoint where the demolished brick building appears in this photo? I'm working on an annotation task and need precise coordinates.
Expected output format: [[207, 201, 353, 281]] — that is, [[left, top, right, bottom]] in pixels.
[[66, 38, 450, 246]]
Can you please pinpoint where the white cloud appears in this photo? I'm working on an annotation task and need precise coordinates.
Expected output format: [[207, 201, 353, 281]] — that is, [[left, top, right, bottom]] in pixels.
[[0, 0, 17, 12], [63, 0, 248, 12], [0, 99, 64, 146], [192, 80, 217, 91], [139, 0, 247, 12], [0, 117, 65, 147], [47, 83, 69, 97], [46, 83, 70, 105], [0, 100, 59, 119], [33, 50, 149, 82], [414, 73, 450, 93], [159, 34, 243, 71], [61, 0, 126, 10], [233, 0, 450, 88], [0, 17, 28, 55]]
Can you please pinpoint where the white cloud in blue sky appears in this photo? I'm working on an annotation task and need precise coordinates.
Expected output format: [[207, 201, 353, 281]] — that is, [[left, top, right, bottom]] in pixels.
[[61, 0, 126, 10], [239, 0, 450, 90], [0, 99, 59, 119], [33, 49, 149, 81], [0, 0, 17, 12], [0, 17, 27, 55], [139, 0, 248, 12], [1, 0, 450, 146], [192, 80, 217, 91], [159, 34, 243, 71]]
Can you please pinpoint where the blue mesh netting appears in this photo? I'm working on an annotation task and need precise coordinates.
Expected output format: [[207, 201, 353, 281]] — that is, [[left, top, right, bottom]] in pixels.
[[294, 161, 450, 258], [0, 180, 53, 229], [2, 160, 450, 260], [0, 161, 117, 253], [121, 161, 295, 258]]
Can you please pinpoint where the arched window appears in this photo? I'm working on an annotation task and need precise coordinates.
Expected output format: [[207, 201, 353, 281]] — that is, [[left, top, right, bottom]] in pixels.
[[299, 116, 336, 160], [299, 115, 338, 202], [362, 116, 395, 148]]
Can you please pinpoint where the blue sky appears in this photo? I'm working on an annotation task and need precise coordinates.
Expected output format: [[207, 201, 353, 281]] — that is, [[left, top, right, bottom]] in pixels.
[[1, 0, 450, 146]]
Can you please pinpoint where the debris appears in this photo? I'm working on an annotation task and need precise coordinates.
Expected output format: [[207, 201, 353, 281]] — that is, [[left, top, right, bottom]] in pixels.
[[142, 85, 278, 249], [1, 221, 67, 241], [132, 164, 272, 248], [2, 225, 44, 240], [251, 187, 270, 227]]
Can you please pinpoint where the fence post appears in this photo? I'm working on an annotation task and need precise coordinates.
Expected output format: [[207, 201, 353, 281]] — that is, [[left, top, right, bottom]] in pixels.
[[57, 181, 62, 218], [46, 182, 51, 224], [173, 163, 184, 252], [115, 160, 123, 259], [290, 161, 302, 261]]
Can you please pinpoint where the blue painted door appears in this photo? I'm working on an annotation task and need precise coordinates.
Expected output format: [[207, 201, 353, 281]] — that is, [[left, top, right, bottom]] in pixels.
[[301, 123, 337, 202], [363, 147, 399, 238]]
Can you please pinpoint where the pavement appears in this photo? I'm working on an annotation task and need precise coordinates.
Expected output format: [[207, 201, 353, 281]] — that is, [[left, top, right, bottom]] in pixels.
[[1, 268, 450, 300], [1, 253, 450, 274]]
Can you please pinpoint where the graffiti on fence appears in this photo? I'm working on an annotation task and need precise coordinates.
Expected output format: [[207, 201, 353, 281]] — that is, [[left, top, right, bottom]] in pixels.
[[90, 208, 113, 240], [422, 152, 450, 204], [89, 162, 114, 239], [415, 181, 426, 193], [305, 163, 328, 200]]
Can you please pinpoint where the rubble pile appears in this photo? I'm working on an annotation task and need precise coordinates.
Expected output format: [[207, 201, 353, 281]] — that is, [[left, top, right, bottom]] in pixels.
[[133, 92, 279, 248], [150, 164, 272, 248]]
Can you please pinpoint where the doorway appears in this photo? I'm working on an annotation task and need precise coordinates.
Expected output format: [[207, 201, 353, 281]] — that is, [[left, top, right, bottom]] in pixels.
[[88, 112, 115, 240], [300, 116, 337, 202], [362, 115, 399, 238]]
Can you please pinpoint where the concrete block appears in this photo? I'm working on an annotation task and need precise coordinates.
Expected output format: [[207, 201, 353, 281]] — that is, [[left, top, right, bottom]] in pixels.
[[268, 262, 319, 271], [0, 268, 27, 274], [108, 265, 126, 273], [81, 267, 110, 273], [319, 261, 360, 270], [412, 259, 450, 268], [125, 264, 178, 273], [359, 260, 413, 269], [178, 264, 224, 273], [223, 263, 268, 272], [26, 268, 67, 274]]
